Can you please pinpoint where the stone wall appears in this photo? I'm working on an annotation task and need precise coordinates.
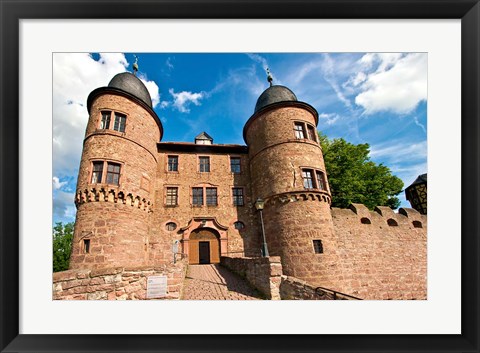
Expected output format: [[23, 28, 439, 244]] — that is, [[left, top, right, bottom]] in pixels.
[[71, 92, 161, 269], [279, 276, 352, 300], [53, 260, 186, 300], [328, 204, 427, 300], [151, 146, 261, 261], [220, 256, 283, 299]]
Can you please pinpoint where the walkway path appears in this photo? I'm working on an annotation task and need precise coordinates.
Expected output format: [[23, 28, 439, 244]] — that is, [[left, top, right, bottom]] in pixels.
[[182, 264, 263, 300]]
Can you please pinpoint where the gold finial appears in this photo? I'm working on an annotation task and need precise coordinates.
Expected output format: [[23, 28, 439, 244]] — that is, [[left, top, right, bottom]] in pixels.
[[133, 55, 139, 76], [266, 67, 273, 87]]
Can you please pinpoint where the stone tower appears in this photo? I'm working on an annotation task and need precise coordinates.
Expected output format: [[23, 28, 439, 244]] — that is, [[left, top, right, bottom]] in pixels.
[[244, 84, 338, 287], [69, 72, 163, 269]]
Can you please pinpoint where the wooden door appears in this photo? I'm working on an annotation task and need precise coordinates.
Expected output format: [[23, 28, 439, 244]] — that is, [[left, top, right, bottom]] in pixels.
[[188, 228, 220, 265], [199, 241, 210, 264]]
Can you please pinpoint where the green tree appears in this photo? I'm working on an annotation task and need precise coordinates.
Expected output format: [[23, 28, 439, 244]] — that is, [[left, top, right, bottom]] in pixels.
[[53, 222, 74, 272], [319, 132, 403, 210]]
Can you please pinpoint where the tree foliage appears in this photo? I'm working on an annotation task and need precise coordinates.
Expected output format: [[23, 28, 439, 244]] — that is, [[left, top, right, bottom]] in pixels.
[[53, 222, 74, 272], [319, 133, 404, 210]]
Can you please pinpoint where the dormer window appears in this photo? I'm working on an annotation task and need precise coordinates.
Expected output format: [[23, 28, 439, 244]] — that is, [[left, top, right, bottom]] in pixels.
[[195, 131, 213, 145]]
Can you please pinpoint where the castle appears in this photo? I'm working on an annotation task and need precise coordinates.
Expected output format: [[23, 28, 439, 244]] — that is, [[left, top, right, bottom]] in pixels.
[[67, 70, 427, 300]]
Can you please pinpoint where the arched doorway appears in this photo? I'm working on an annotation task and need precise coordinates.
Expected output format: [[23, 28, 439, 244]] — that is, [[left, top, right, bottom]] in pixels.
[[188, 228, 220, 265]]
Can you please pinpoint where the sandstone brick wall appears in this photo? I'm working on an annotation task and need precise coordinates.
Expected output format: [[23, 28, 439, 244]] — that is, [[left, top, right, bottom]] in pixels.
[[54, 261, 186, 300], [245, 106, 328, 199], [244, 103, 336, 297], [220, 256, 283, 299], [263, 198, 337, 284], [71, 92, 161, 269], [150, 149, 261, 263], [70, 202, 151, 269], [328, 204, 427, 300]]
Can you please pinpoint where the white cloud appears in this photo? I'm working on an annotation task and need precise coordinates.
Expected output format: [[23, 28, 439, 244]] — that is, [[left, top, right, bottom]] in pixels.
[[52, 176, 67, 190], [318, 113, 340, 126], [353, 53, 427, 115], [166, 57, 174, 70], [138, 74, 160, 108], [247, 53, 269, 70], [53, 190, 77, 221], [53, 53, 129, 176], [369, 140, 427, 164], [413, 116, 427, 134], [322, 54, 353, 109], [169, 89, 205, 113]]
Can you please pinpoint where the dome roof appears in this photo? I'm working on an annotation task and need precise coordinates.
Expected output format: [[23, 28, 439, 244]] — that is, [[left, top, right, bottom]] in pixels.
[[108, 72, 152, 108], [254, 85, 297, 113]]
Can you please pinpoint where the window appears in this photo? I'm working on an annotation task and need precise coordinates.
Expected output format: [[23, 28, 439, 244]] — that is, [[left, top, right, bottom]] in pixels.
[[100, 111, 111, 129], [91, 161, 104, 183], [168, 156, 178, 172], [313, 240, 323, 254], [106, 162, 121, 185], [234, 221, 245, 230], [199, 157, 210, 173], [302, 169, 316, 189], [232, 188, 244, 206], [307, 125, 317, 142], [192, 187, 204, 206], [294, 122, 306, 139], [83, 239, 90, 254], [230, 157, 241, 173], [206, 188, 218, 206], [113, 112, 126, 132], [166, 222, 177, 231], [166, 187, 178, 206], [302, 168, 328, 191], [316, 171, 327, 190]]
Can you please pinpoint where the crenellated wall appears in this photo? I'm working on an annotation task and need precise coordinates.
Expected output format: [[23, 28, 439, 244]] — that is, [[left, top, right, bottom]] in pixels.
[[326, 203, 427, 299]]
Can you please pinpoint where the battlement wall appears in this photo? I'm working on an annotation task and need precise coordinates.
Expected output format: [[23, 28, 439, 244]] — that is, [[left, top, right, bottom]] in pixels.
[[327, 203, 427, 299]]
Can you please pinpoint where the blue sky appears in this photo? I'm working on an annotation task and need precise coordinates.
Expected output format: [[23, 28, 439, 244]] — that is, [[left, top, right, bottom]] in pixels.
[[52, 52, 427, 225]]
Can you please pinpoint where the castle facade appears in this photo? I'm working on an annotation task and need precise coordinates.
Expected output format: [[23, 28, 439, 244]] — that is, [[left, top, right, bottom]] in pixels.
[[69, 71, 427, 300]]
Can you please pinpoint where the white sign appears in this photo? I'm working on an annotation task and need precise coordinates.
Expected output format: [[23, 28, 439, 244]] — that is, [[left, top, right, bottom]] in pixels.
[[146, 276, 167, 299]]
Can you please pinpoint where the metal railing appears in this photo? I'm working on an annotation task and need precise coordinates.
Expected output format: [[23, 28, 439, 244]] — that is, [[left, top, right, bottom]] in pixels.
[[315, 286, 363, 300]]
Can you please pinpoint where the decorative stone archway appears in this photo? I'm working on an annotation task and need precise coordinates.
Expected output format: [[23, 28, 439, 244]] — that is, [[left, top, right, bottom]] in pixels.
[[180, 217, 229, 264]]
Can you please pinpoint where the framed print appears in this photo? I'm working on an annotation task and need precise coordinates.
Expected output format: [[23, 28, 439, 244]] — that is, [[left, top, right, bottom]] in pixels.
[[1, 0, 479, 352]]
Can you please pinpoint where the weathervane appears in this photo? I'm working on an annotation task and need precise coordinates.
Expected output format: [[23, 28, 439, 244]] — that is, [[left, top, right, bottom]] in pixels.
[[133, 55, 139, 76], [266, 67, 273, 87]]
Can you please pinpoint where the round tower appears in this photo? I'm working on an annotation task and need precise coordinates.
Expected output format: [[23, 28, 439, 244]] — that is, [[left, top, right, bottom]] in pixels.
[[244, 82, 337, 286], [70, 72, 163, 269]]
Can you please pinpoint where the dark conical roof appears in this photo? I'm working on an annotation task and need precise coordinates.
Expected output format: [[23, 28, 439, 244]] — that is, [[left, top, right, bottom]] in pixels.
[[408, 173, 427, 188], [254, 85, 297, 113], [108, 72, 152, 108]]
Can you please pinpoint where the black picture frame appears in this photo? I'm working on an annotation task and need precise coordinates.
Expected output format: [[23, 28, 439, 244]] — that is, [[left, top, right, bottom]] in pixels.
[[1, 1, 479, 352]]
